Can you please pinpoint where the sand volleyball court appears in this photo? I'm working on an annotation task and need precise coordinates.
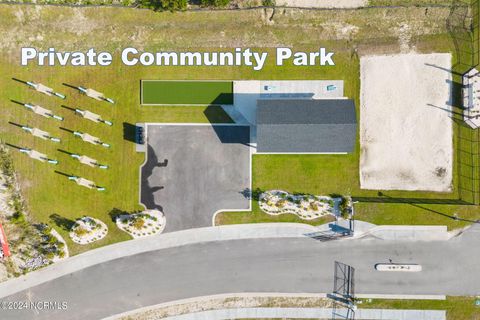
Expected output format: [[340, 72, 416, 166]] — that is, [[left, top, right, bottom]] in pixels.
[[360, 53, 453, 192]]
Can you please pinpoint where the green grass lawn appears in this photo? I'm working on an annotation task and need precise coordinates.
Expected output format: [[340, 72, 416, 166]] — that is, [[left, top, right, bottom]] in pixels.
[[217, 153, 480, 230], [0, 5, 478, 255], [141, 80, 234, 105], [0, 44, 359, 255], [1, 63, 235, 255], [217, 34, 480, 229], [358, 297, 480, 320]]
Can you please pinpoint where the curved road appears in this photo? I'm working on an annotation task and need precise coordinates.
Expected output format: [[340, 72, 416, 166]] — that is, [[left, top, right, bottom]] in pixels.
[[1, 225, 480, 320]]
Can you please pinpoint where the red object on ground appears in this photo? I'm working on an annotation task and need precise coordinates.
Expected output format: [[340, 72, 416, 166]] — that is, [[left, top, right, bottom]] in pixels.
[[0, 223, 11, 257]]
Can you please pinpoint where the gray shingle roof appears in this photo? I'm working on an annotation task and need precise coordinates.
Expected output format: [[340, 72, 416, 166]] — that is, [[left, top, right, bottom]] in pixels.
[[256, 99, 357, 153]]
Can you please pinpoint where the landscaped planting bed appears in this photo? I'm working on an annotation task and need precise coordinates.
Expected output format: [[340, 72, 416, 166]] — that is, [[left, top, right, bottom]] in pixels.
[[259, 190, 351, 220], [116, 209, 166, 238], [69, 217, 108, 245]]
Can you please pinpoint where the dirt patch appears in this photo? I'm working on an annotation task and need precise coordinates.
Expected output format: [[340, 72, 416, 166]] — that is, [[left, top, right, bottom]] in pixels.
[[59, 8, 98, 36], [276, 0, 367, 8], [0, 6, 451, 55]]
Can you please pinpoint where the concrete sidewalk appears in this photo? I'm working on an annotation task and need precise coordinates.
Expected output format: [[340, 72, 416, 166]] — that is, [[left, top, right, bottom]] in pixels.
[[364, 225, 450, 241], [161, 307, 445, 320], [0, 220, 457, 298], [313, 219, 452, 241], [0, 223, 317, 298], [0, 221, 457, 299]]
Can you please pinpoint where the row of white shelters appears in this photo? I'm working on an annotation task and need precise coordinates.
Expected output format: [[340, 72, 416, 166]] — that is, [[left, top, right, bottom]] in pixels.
[[463, 68, 480, 128]]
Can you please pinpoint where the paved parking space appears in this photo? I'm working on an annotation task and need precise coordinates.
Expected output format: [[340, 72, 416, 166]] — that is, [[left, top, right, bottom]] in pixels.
[[141, 125, 251, 232]]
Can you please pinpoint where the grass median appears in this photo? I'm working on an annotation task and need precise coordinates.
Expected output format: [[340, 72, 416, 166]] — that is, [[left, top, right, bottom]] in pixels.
[[358, 296, 480, 320]]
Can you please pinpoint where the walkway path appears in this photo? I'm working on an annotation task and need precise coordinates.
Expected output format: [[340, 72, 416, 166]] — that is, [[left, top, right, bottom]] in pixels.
[[0, 221, 461, 299], [160, 307, 445, 320], [0, 223, 318, 299], [0, 224, 479, 320]]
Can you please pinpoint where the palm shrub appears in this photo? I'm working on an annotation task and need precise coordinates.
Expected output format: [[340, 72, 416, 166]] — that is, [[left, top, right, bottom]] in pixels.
[[339, 197, 350, 219], [200, 0, 231, 6], [138, 0, 187, 10]]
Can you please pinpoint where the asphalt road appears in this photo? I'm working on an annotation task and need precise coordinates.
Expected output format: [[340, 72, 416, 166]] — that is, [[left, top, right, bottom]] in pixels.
[[1, 225, 480, 320], [140, 125, 251, 232]]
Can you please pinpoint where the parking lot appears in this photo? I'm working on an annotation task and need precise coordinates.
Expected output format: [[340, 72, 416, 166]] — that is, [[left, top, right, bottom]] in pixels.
[[141, 124, 251, 232]]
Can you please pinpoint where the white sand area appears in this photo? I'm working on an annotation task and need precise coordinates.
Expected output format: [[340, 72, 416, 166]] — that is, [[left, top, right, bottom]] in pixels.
[[360, 53, 453, 192]]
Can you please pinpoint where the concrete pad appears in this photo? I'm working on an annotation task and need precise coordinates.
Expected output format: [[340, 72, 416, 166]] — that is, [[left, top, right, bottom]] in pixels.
[[31, 128, 49, 140], [233, 80, 344, 124], [78, 156, 97, 167], [32, 105, 52, 118], [27, 150, 47, 162], [76, 178, 95, 189], [141, 125, 250, 232], [82, 110, 101, 123], [81, 133, 100, 145], [35, 83, 53, 96], [85, 88, 105, 101], [366, 226, 449, 241]]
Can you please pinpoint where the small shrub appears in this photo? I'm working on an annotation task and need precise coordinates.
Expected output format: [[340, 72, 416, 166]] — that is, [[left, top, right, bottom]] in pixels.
[[74, 227, 88, 237], [0, 147, 15, 178], [276, 199, 287, 208], [138, 0, 187, 11], [86, 218, 98, 228], [42, 225, 53, 235], [251, 188, 263, 200], [46, 252, 55, 260], [339, 197, 350, 219], [10, 211, 26, 225], [132, 217, 145, 230], [262, 0, 275, 5], [48, 235, 58, 244], [200, 0, 230, 7]]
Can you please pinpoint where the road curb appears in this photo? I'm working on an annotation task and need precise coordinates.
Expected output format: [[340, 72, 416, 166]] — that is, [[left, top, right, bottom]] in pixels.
[[352, 224, 451, 241], [102, 292, 446, 320], [159, 308, 446, 320], [0, 223, 317, 298], [356, 294, 446, 300]]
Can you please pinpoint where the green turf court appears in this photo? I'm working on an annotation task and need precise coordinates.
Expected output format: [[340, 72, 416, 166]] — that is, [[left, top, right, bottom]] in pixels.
[[141, 80, 234, 105]]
